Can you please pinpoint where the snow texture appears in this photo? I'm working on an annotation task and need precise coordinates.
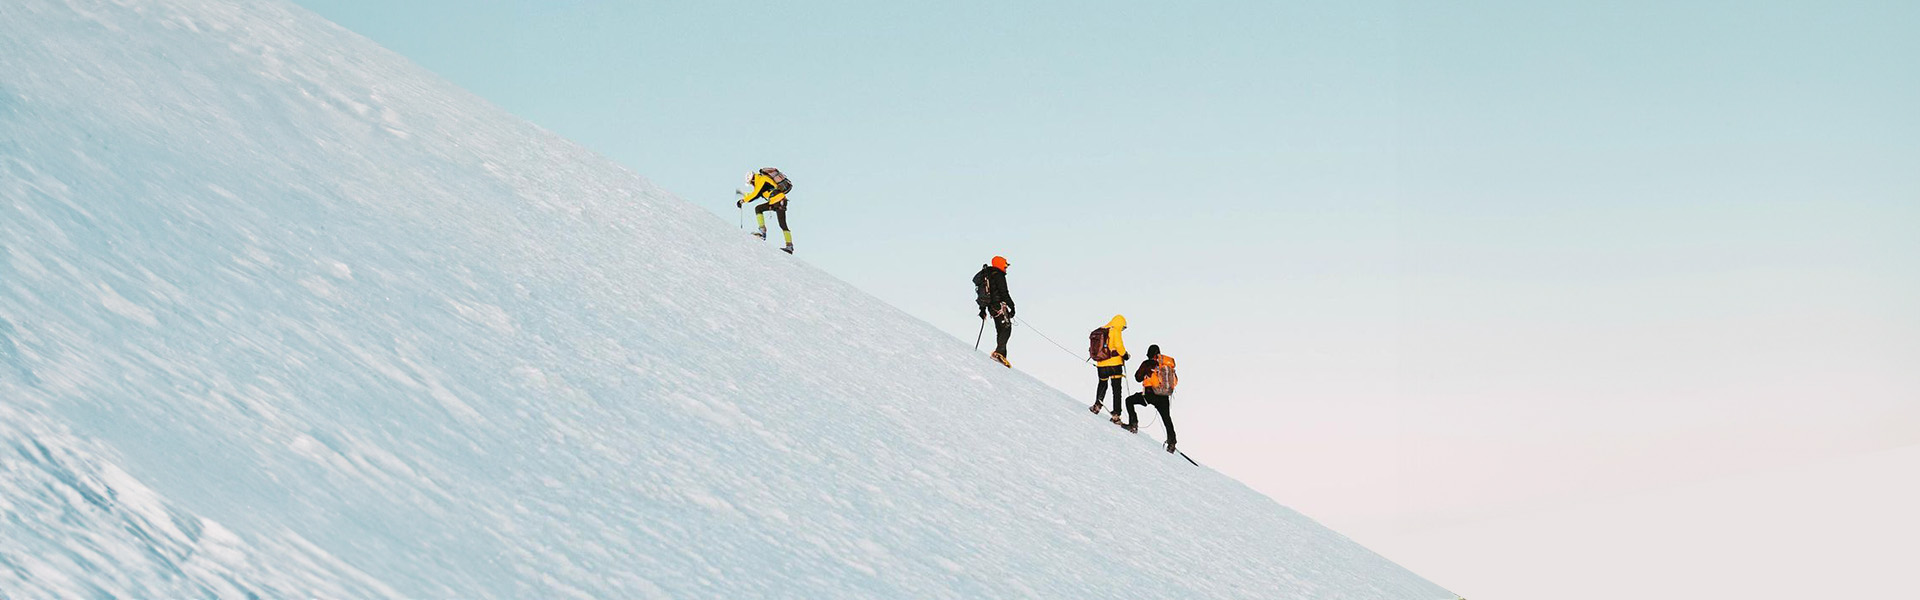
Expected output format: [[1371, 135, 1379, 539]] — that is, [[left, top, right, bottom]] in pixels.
[[0, 0, 1453, 597]]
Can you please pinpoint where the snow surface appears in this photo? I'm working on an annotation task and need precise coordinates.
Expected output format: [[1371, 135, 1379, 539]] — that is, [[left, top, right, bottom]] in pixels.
[[0, 0, 1453, 597]]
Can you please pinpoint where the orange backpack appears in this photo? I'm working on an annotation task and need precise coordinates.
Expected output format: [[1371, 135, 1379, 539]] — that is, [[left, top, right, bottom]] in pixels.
[[1143, 355, 1178, 395]]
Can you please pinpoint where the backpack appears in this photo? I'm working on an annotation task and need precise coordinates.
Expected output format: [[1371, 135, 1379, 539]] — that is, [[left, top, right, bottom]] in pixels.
[[1144, 355, 1178, 395], [759, 167, 793, 194], [1089, 328, 1116, 362]]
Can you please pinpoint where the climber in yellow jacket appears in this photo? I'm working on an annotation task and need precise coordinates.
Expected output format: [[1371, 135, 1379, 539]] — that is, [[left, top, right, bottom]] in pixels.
[[1087, 315, 1130, 422], [737, 167, 795, 254]]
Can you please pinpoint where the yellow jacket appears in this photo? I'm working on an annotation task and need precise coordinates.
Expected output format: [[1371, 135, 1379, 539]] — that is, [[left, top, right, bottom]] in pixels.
[[1095, 315, 1128, 367], [745, 172, 788, 205]]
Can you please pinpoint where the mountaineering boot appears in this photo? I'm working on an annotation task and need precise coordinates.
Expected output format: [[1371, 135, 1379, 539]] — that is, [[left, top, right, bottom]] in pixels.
[[1165, 442, 1177, 454], [1123, 422, 1138, 433], [990, 352, 1011, 368], [782, 243, 795, 254], [1089, 402, 1104, 414], [753, 227, 768, 240], [1109, 412, 1123, 425]]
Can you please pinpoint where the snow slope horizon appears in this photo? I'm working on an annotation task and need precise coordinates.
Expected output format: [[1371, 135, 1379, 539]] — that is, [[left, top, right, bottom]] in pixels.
[[0, 0, 1451, 597]]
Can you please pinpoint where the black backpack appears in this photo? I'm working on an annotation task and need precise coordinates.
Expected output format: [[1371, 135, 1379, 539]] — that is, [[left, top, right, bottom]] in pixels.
[[759, 167, 793, 194]]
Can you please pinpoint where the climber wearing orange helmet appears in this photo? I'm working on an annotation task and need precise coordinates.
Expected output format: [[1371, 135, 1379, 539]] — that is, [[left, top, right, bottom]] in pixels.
[[972, 256, 1016, 367]]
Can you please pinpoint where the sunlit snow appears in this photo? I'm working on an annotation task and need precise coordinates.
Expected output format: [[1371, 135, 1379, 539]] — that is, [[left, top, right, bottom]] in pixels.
[[0, 0, 1452, 597]]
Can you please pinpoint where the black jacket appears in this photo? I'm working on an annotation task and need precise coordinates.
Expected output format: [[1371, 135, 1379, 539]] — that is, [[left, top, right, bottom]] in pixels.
[[972, 265, 1014, 314], [1133, 357, 1159, 383]]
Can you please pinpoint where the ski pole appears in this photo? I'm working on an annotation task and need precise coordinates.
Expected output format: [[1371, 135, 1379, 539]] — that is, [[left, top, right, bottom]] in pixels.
[[973, 317, 987, 350]]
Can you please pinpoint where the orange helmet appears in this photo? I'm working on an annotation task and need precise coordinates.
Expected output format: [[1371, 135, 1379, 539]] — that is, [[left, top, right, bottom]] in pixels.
[[991, 256, 1010, 271]]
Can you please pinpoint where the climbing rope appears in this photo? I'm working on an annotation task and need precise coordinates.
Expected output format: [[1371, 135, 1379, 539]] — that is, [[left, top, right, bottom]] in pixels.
[[1015, 316, 1092, 365], [1014, 317, 1195, 465]]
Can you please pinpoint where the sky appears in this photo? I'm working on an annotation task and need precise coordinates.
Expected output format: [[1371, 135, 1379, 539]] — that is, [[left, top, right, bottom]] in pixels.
[[286, 0, 1918, 596]]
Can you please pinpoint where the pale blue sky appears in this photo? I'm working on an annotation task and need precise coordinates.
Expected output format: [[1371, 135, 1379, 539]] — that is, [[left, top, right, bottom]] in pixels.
[[290, 0, 1918, 589]]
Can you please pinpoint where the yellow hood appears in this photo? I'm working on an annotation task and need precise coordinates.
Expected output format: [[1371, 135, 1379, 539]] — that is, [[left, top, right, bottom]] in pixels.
[[1095, 315, 1129, 367]]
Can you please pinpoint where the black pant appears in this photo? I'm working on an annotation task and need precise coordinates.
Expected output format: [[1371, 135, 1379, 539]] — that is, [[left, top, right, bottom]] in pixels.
[[992, 314, 1012, 356], [755, 201, 789, 230], [1095, 365, 1124, 412], [1125, 392, 1174, 445]]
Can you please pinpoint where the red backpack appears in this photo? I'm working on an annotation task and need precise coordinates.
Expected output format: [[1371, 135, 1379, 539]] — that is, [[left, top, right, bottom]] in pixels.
[[1088, 328, 1116, 362]]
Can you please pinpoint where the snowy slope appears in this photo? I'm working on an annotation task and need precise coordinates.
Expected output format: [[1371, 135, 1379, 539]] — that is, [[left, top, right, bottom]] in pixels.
[[0, 0, 1452, 597]]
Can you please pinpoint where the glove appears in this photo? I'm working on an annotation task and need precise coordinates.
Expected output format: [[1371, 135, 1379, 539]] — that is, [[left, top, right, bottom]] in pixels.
[[978, 307, 987, 319], [736, 199, 745, 208], [1122, 353, 1130, 361]]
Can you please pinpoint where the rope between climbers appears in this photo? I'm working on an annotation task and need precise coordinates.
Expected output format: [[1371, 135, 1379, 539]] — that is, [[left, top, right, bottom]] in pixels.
[[1015, 316, 1092, 365]]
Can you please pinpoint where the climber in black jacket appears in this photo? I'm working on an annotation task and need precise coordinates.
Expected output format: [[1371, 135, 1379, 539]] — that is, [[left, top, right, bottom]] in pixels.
[[972, 256, 1015, 367]]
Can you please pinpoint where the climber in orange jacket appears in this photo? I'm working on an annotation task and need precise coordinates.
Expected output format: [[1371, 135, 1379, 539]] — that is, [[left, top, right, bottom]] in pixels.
[[1121, 344, 1179, 454]]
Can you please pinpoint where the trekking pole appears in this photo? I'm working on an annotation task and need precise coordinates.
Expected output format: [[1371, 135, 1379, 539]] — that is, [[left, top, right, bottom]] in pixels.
[[973, 317, 986, 350], [735, 190, 745, 229]]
